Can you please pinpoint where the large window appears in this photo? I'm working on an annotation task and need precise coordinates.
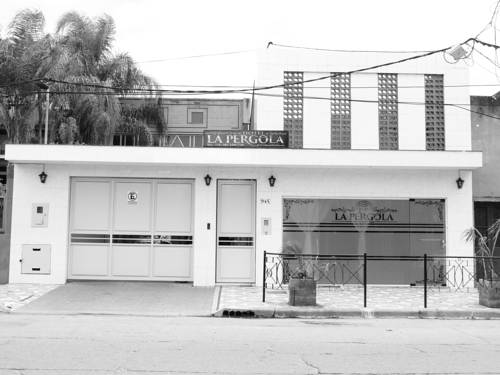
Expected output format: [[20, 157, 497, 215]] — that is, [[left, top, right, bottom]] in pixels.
[[283, 198, 445, 284]]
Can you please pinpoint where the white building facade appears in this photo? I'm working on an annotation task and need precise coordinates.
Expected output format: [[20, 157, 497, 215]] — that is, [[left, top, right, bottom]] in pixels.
[[5, 48, 482, 286]]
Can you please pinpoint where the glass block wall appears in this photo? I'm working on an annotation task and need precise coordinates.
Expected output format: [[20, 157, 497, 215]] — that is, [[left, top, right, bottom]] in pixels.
[[378, 73, 399, 150], [331, 73, 351, 149], [283, 71, 304, 148], [425, 74, 445, 150]]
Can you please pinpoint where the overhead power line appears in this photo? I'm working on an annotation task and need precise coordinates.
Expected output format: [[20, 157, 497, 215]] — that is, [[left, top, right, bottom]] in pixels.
[[39, 40, 469, 95], [19, 88, 475, 106], [0, 78, 49, 88], [267, 42, 433, 54], [17, 88, 499, 122], [135, 49, 257, 64], [45, 37, 500, 95], [4, 37, 500, 101], [248, 92, 500, 120], [5, 79, 500, 90]]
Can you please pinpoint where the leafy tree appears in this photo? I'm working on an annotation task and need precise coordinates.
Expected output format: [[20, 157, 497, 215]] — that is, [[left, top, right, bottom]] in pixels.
[[0, 9, 56, 143], [0, 9, 158, 145]]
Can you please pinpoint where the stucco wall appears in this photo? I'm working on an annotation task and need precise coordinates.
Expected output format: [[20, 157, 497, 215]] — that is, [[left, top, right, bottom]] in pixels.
[[255, 48, 471, 151], [9, 163, 474, 286]]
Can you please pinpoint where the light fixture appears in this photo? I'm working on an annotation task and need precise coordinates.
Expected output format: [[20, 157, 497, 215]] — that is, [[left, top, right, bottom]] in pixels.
[[204, 174, 212, 186], [456, 177, 464, 189], [268, 175, 276, 187], [39, 170, 47, 184]]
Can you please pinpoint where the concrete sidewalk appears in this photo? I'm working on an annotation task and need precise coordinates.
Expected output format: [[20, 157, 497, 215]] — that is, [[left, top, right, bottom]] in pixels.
[[214, 285, 500, 319], [0, 283, 59, 312], [4, 282, 500, 319], [11, 282, 215, 316]]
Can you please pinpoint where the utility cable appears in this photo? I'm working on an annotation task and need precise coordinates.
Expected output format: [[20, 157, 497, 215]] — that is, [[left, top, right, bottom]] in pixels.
[[135, 48, 258, 64], [267, 42, 432, 54], [42, 39, 476, 95]]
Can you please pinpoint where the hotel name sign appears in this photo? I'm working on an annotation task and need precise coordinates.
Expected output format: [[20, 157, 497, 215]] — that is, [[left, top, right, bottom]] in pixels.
[[203, 130, 289, 148]]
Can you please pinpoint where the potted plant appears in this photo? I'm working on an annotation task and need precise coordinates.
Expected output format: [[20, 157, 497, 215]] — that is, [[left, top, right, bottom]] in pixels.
[[465, 219, 500, 308], [283, 243, 316, 306]]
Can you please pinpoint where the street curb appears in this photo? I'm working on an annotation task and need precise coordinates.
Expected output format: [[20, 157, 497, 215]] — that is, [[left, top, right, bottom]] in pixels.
[[210, 286, 221, 315], [213, 306, 500, 319], [8, 310, 214, 317]]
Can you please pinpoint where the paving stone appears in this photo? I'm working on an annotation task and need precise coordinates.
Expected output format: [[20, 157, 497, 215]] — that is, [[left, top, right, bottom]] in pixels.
[[0, 284, 59, 312], [219, 285, 489, 312]]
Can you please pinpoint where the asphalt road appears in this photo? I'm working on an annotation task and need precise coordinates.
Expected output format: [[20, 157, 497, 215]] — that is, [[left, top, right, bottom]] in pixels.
[[0, 315, 499, 374]]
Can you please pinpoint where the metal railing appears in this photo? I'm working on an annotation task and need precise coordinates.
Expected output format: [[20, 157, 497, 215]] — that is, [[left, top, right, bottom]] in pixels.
[[262, 251, 500, 307]]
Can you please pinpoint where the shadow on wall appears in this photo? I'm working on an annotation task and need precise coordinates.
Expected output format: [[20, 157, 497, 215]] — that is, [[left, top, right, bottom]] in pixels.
[[0, 163, 13, 284]]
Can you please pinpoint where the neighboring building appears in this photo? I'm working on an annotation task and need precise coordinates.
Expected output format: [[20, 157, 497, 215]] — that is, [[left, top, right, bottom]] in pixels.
[[470, 94, 500, 258], [115, 97, 252, 147], [5, 49, 481, 286]]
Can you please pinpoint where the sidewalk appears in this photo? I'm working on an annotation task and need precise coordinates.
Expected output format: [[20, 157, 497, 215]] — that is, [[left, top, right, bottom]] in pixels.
[[3, 283, 500, 319], [13, 281, 215, 316], [0, 283, 59, 312], [214, 285, 500, 319]]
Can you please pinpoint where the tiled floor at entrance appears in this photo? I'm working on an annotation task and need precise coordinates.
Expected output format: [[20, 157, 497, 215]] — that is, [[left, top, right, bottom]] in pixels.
[[219, 286, 488, 311]]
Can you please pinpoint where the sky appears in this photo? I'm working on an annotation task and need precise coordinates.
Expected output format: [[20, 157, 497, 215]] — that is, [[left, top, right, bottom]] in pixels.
[[1, 0, 500, 96]]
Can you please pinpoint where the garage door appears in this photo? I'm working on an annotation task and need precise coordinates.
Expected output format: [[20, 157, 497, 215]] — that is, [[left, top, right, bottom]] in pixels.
[[68, 178, 193, 281]]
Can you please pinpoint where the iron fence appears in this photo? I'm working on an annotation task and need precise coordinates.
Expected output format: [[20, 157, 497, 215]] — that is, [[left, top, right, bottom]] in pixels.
[[262, 251, 500, 307]]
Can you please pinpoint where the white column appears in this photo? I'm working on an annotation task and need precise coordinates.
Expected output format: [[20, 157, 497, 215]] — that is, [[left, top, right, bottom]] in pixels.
[[398, 74, 425, 150], [303, 72, 331, 149], [351, 73, 379, 149]]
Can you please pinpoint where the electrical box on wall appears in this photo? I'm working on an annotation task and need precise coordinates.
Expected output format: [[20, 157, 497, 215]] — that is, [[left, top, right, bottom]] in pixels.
[[31, 203, 49, 227], [21, 244, 51, 274], [262, 217, 272, 235]]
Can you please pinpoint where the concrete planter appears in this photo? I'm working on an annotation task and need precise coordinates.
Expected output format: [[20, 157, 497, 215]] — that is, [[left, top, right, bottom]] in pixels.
[[478, 280, 500, 308], [288, 278, 316, 306]]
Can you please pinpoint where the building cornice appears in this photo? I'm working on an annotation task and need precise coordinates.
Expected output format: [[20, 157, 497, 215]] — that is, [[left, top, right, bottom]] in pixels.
[[5, 144, 482, 170]]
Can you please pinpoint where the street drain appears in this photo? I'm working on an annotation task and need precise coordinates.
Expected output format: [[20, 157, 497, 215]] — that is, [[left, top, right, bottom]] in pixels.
[[221, 309, 256, 318]]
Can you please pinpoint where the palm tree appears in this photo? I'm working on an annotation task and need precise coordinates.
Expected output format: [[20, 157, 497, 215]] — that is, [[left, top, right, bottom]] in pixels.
[[0, 9, 56, 143], [0, 10, 158, 145], [52, 12, 157, 145]]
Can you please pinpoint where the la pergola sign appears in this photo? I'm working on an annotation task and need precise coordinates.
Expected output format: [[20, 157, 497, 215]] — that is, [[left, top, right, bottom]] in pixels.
[[204, 130, 289, 148]]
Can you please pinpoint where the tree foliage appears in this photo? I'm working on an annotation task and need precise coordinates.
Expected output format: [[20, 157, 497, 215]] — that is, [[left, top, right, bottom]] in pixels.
[[0, 9, 158, 145]]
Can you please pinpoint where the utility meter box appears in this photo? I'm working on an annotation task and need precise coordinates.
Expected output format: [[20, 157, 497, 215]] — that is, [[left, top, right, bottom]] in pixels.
[[31, 203, 49, 227], [21, 244, 51, 274]]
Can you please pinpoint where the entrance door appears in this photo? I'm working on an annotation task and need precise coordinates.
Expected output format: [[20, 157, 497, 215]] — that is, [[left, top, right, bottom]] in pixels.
[[216, 180, 256, 283]]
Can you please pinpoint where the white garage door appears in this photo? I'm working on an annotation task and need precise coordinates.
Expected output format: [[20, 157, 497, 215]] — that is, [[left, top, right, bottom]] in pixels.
[[68, 178, 193, 281]]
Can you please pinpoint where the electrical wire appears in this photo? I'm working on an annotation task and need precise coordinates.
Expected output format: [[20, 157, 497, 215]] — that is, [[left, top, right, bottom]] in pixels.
[[39, 40, 473, 95], [0, 78, 49, 88], [6, 79, 500, 90], [14, 88, 499, 123], [475, 0, 500, 38], [135, 49, 258, 64], [267, 42, 432, 54], [4, 37, 500, 95]]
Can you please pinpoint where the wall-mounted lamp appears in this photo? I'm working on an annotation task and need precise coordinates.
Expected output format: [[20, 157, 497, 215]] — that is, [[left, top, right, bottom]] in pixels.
[[204, 174, 212, 186], [268, 175, 276, 187], [39, 170, 48, 184], [456, 176, 464, 189]]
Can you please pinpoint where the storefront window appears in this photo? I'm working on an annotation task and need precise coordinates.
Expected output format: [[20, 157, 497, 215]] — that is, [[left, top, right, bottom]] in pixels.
[[282, 198, 445, 284]]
